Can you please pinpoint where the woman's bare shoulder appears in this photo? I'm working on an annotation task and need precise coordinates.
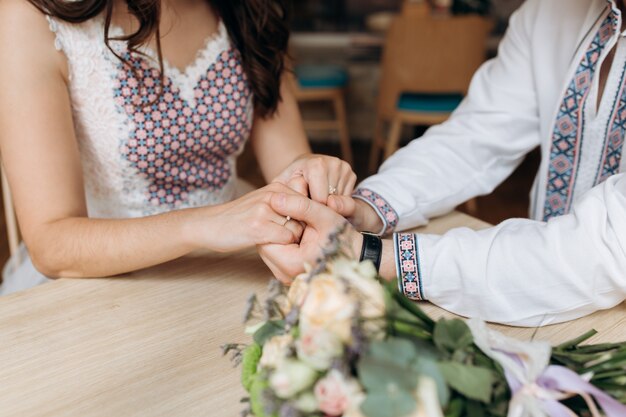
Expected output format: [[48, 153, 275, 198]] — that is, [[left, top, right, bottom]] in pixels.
[[0, 0, 65, 78], [0, 0, 50, 35]]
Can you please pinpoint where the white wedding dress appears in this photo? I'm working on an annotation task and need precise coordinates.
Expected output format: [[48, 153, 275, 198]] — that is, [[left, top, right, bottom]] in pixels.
[[1, 16, 256, 295]]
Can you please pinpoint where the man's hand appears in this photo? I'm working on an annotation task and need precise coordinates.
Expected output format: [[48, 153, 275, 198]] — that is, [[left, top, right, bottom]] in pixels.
[[273, 154, 357, 205], [327, 196, 384, 233], [258, 193, 362, 284]]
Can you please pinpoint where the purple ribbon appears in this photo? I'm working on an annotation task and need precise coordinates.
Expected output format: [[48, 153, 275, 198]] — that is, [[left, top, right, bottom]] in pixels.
[[505, 365, 626, 417]]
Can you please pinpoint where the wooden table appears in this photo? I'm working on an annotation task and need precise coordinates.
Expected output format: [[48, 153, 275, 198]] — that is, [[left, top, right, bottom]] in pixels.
[[1, 212, 624, 417]]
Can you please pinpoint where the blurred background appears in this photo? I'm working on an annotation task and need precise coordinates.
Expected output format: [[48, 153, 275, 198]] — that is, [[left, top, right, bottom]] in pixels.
[[0, 0, 531, 267], [239, 0, 536, 228]]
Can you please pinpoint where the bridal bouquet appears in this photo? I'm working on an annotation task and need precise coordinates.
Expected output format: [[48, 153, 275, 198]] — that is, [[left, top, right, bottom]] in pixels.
[[224, 230, 626, 417]]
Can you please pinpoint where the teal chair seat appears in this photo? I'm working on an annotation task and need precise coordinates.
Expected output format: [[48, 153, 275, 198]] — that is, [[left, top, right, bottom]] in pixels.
[[295, 65, 349, 89], [397, 93, 464, 113]]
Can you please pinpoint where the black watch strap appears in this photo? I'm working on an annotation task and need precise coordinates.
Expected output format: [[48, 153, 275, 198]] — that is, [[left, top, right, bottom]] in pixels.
[[359, 232, 383, 272]]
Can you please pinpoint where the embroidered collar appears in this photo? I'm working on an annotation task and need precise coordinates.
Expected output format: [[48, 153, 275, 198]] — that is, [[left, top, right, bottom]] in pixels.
[[605, 0, 626, 36]]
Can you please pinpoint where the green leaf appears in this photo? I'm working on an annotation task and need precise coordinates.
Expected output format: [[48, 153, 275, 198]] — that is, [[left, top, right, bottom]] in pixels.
[[358, 356, 419, 392], [249, 374, 277, 417], [413, 357, 450, 407], [444, 398, 464, 417], [253, 320, 285, 345], [361, 389, 416, 417], [241, 344, 262, 392], [433, 319, 473, 352], [369, 338, 417, 367], [386, 280, 435, 330], [438, 362, 495, 403], [390, 321, 432, 340], [466, 400, 486, 417]]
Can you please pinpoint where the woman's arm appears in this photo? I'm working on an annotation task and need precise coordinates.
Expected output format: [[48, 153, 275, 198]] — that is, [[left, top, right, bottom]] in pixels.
[[0, 1, 301, 279], [250, 76, 358, 205], [250, 77, 311, 182]]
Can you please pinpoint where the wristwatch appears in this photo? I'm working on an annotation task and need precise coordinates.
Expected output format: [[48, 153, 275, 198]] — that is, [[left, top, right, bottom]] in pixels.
[[359, 232, 383, 272]]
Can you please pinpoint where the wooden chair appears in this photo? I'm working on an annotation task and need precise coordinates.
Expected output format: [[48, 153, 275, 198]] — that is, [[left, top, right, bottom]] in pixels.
[[369, 10, 492, 173], [291, 65, 353, 166]]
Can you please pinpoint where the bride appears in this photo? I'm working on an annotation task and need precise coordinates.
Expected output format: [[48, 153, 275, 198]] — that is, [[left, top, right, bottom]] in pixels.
[[0, 0, 355, 294]]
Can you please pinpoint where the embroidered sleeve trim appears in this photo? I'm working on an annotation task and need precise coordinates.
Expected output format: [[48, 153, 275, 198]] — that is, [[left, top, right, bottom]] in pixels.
[[394, 233, 425, 301], [353, 188, 399, 236]]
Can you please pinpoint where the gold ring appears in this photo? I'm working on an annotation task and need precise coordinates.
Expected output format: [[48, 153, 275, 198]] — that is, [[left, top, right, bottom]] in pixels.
[[328, 186, 338, 195]]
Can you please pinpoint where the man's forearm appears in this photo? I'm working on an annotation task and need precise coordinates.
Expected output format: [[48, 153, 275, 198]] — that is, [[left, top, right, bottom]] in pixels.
[[379, 239, 397, 282]]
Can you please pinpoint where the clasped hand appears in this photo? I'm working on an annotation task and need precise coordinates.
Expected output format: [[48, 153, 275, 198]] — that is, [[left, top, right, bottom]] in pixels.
[[259, 155, 372, 284], [208, 154, 377, 284]]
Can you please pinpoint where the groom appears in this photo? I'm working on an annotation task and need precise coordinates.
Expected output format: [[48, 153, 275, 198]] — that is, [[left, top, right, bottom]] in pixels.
[[260, 0, 626, 327]]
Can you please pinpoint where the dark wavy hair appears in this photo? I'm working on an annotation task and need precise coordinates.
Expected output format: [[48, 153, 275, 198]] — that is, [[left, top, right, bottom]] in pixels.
[[27, 0, 292, 118]]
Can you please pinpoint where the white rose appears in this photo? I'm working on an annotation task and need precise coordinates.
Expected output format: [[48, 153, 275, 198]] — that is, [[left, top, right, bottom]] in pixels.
[[296, 329, 344, 370], [342, 392, 367, 417], [259, 334, 293, 369], [300, 275, 355, 342], [331, 259, 386, 338], [314, 369, 363, 416], [269, 360, 318, 399], [294, 392, 319, 413]]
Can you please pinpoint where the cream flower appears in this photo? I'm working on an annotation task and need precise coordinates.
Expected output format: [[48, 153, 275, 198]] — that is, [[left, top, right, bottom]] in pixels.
[[269, 360, 318, 399], [342, 396, 367, 417], [314, 369, 364, 416], [259, 334, 293, 369], [300, 275, 355, 343], [294, 392, 319, 413], [412, 376, 444, 417], [296, 329, 344, 370], [331, 259, 386, 338], [287, 274, 310, 308]]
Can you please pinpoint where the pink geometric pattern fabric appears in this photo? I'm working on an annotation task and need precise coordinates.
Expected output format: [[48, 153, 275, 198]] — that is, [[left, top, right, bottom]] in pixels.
[[113, 48, 252, 207], [394, 233, 424, 301], [353, 188, 399, 235], [543, 12, 618, 220], [596, 65, 626, 184]]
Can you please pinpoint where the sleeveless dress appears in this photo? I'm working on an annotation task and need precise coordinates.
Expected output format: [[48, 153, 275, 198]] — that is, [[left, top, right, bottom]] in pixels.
[[0, 16, 255, 295]]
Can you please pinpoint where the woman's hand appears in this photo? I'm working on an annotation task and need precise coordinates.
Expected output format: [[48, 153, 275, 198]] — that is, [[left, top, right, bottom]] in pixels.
[[257, 192, 363, 284], [272, 154, 357, 211], [190, 183, 305, 253]]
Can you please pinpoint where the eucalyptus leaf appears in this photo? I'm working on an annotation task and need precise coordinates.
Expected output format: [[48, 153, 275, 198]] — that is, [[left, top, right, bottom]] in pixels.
[[253, 320, 285, 345], [369, 338, 417, 367], [361, 390, 416, 417], [439, 362, 495, 403], [433, 319, 473, 352], [358, 356, 419, 392]]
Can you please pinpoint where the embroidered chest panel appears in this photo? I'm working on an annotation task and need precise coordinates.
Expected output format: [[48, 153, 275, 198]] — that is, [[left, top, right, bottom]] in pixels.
[[543, 11, 626, 221], [113, 48, 252, 207]]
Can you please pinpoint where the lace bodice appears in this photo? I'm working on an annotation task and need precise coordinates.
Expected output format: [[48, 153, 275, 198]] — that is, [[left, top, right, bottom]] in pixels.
[[47, 16, 253, 218]]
